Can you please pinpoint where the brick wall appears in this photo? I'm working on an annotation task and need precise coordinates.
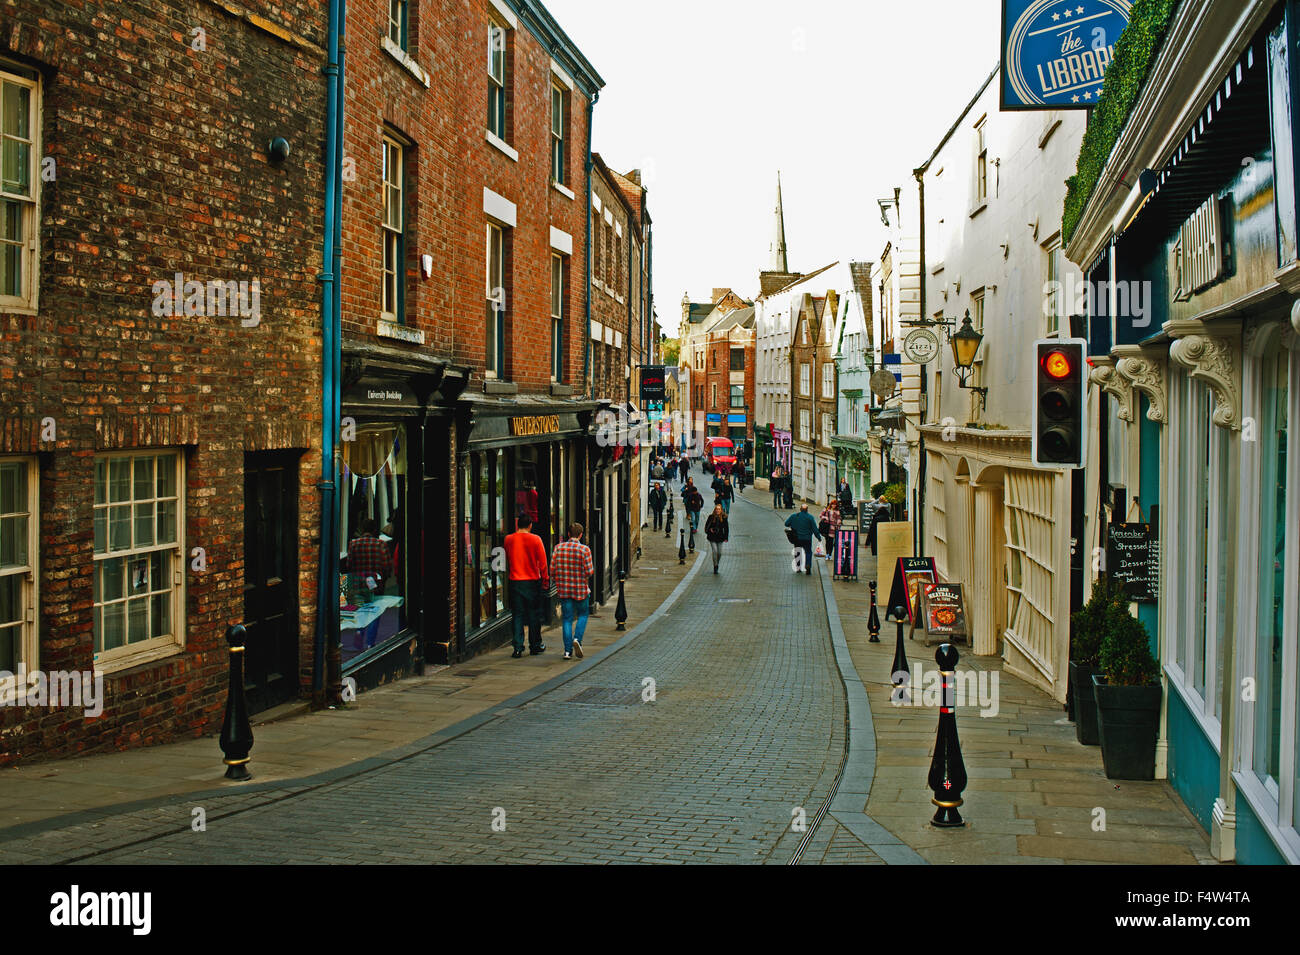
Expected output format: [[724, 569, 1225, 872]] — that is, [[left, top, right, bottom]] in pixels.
[[0, 0, 327, 763]]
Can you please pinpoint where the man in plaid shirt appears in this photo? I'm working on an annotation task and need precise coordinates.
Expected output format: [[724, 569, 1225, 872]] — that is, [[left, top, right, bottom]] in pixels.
[[345, 518, 389, 603], [552, 522, 594, 660]]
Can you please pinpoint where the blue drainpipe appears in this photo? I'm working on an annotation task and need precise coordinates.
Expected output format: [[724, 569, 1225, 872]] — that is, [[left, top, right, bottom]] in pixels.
[[314, 0, 345, 704], [583, 90, 598, 389]]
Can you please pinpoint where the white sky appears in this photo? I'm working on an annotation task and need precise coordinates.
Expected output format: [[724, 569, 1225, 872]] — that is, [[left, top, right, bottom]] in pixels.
[[543, 0, 1005, 335]]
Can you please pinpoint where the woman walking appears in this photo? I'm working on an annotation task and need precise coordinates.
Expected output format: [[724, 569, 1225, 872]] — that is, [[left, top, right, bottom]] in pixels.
[[819, 500, 842, 564], [704, 503, 729, 574]]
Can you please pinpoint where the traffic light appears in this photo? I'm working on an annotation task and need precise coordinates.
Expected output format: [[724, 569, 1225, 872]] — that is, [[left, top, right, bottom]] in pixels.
[[1032, 339, 1086, 469]]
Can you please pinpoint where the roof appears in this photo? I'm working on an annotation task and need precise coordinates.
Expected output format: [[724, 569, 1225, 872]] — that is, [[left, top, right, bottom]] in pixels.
[[709, 306, 756, 334], [686, 303, 714, 323], [758, 261, 840, 301], [914, 64, 999, 176]]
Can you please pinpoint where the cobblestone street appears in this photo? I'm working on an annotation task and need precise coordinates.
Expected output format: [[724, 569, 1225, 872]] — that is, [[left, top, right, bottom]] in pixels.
[[2, 492, 888, 865]]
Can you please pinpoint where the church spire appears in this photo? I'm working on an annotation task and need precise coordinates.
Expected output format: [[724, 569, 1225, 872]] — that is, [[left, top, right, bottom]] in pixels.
[[769, 171, 789, 273]]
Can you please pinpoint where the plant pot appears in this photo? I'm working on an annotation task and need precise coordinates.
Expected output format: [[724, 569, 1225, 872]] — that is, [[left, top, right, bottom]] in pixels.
[[1092, 674, 1161, 780], [1069, 660, 1100, 746]]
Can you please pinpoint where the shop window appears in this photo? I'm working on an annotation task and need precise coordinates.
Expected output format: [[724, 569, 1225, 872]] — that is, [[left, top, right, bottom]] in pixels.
[[1254, 351, 1288, 791], [0, 458, 35, 684], [92, 451, 183, 669], [462, 449, 512, 632]]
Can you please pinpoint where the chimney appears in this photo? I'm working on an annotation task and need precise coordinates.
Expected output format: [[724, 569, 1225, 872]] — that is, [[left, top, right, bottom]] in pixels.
[[712, 288, 729, 303]]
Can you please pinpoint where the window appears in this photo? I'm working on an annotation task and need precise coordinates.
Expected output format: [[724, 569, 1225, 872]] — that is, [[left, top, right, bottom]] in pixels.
[[822, 362, 834, 399], [822, 413, 832, 448], [799, 409, 811, 443], [388, 0, 408, 49], [93, 452, 183, 668], [730, 384, 744, 409], [487, 18, 508, 140], [0, 458, 35, 682], [486, 222, 506, 378], [711, 383, 717, 408], [550, 82, 567, 185], [381, 134, 405, 322], [730, 349, 745, 371], [550, 253, 564, 382], [800, 363, 810, 396], [1, 62, 39, 312], [1045, 239, 1064, 336], [974, 117, 988, 207]]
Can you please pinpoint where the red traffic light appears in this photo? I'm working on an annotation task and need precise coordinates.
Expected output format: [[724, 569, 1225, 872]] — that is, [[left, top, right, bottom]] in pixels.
[[1042, 350, 1072, 379]]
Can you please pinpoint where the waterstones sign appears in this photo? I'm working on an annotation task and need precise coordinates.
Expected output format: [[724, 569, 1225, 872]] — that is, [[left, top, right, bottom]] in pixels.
[[1001, 0, 1132, 110]]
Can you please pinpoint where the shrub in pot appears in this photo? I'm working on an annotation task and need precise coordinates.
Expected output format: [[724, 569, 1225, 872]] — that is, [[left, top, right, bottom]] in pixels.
[[1092, 607, 1161, 780], [1068, 575, 1121, 745]]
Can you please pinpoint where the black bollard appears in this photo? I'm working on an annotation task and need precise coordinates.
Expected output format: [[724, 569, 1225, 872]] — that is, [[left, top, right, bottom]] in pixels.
[[890, 607, 909, 687], [678, 525, 686, 565], [615, 571, 628, 631], [688, 524, 695, 553], [219, 624, 254, 781], [665, 502, 673, 537], [928, 643, 969, 828], [868, 581, 881, 643]]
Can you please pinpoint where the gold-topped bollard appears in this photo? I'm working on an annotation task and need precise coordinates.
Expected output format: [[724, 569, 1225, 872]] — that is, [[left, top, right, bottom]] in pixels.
[[219, 624, 254, 781]]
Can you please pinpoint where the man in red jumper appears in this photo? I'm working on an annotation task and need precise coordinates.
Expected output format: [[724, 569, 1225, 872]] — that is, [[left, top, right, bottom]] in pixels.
[[504, 513, 548, 658]]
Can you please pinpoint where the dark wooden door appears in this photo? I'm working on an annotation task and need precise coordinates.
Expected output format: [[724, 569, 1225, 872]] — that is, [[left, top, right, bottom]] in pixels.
[[243, 452, 300, 714]]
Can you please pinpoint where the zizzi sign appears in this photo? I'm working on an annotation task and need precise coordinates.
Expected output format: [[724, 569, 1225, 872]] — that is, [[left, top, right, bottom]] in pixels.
[[1001, 0, 1132, 110], [508, 415, 560, 436]]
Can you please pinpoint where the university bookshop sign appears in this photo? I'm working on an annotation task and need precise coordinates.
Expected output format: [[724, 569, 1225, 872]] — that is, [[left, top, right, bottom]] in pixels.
[[1001, 0, 1132, 110]]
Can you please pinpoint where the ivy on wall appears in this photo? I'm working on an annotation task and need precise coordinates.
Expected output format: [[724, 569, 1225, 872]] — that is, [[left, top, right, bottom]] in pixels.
[[1061, 0, 1181, 247]]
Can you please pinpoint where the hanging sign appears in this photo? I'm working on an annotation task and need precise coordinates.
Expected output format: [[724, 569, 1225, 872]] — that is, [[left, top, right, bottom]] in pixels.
[[903, 328, 940, 364], [1001, 0, 1132, 110]]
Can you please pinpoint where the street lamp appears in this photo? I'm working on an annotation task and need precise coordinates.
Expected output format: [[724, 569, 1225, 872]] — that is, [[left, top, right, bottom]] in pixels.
[[949, 310, 988, 410]]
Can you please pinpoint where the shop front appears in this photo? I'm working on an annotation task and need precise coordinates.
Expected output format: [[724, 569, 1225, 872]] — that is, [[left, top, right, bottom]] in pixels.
[[456, 398, 595, 661], [338, 346, 466, 688], [587, 404, 635, 605]]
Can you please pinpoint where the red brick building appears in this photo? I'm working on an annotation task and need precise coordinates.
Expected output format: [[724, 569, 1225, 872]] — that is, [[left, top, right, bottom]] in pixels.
[[699, 309, 757, 452], [339, 0, 605, 673], [0, 1, 328, 762]]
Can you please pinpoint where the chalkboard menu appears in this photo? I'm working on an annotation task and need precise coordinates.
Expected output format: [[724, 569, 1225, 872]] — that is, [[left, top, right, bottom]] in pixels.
[[1107, 522, 1159, 603]]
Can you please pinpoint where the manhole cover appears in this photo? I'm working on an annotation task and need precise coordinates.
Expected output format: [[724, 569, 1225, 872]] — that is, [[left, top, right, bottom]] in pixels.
[[566, 686, 650, 706], [717, 598, 752, 604]]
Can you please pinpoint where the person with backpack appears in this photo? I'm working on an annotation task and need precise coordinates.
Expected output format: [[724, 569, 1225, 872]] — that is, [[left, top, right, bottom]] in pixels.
[[784, 503, 822, 576], [683, 478, 703, 532], [704, 503, 729, 574]]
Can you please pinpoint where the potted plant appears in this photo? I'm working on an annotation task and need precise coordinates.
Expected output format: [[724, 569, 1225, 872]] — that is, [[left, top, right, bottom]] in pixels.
[[1092, 606, 1162, 780], [1068, 575, 1119, 745]]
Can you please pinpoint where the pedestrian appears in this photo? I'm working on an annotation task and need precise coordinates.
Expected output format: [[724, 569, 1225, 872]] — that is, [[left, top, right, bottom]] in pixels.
[[649, 482, 666, 530], [679, 452, 690, 486], [551, 522, 594, 660], [734, 458, 746, 493], [503, 513, 548, 657], [651, 459, 665, 482], [866, 493, 892, 557], [838, 478, 854, 512], [820, 499, 842, 564], [771, 465, 784, 509], [664, 456, 677, 483], [683, 479, 703, 531], [720, 474, 734, 515], [710, 471, 727, 507], [784, 503, 822, 575], [704, 503, 729, 574]]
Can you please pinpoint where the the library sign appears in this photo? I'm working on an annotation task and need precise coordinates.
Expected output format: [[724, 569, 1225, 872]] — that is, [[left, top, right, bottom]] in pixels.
[[1001, 0, 1132, 110]]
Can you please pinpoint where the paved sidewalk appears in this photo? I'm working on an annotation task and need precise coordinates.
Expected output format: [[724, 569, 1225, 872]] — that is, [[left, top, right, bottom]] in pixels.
[[829, 562, 1216, 865], [0, 516, 695, 835]]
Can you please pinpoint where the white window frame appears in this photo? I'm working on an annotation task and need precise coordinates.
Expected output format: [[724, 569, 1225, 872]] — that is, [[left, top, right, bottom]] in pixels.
[[487, 17, 508, 142], [1044, 236, 1064, 337], [1231, 328, 1300, 862], [822, 362, 834, 399], [388, 0, 408, 50], [1162, 367, 1227, 746], [550, 81, 567, 186], [0, 456, 37, 700], [486, 221, 506, 379], [381, 134, 405, 322], [799, 409, 811, 443], [800, 362, 810, 397], [0, 62, 40, 314], [550, 252, 564, 382], [92, 450, 186, 673]]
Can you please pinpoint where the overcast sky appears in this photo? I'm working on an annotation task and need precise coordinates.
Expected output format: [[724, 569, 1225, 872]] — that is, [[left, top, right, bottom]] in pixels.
[[543, 0, 1005, 335]]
